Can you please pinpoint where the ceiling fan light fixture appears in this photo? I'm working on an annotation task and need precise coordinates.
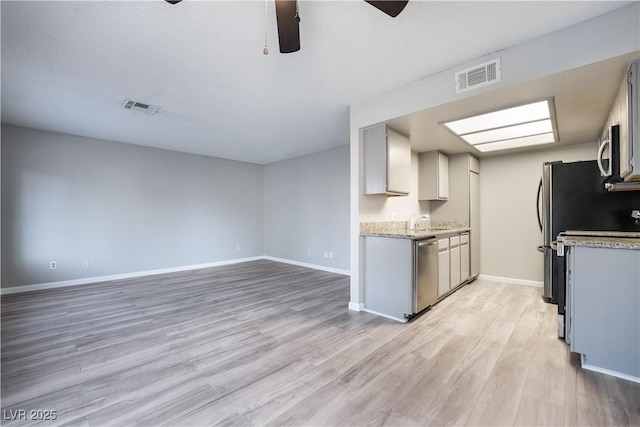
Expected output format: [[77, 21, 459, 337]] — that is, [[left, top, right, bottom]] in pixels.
[[364, 1, 409, 17], [275, 0, 301, 54]]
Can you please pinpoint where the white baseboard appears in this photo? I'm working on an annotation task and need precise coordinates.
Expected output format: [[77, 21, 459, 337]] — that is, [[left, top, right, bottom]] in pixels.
[[478, 274, 543, 288], [348, 301, 363, 312], [262, 256, 351, 276], [361, 308, 407, 323], [0, 257, 265, 295], [1, 256, 351, 295]]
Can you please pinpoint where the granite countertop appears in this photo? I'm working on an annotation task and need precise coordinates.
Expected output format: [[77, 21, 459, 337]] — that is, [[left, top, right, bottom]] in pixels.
[[558, 234, 640, 250], [360, 220, 470, 240], [361, 227, 471, 240]]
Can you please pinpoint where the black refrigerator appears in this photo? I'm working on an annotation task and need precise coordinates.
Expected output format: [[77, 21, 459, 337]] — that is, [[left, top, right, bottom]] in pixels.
[[537, 160, 640, 332]]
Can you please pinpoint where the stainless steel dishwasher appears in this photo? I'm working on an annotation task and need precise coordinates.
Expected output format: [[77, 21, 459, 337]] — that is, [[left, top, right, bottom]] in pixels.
[[414, 239, 438, 313]]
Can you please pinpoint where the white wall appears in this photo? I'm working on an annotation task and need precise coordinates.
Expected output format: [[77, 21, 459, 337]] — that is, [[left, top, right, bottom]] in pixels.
[[1, 124, 264, 288], [264, 145, 349, 271], [480, 141, 597, 283], [349, 3, 640, 308], [359, 152, 429, 222]]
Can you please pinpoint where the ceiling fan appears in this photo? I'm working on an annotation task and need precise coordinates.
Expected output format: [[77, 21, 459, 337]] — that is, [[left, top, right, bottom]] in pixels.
[[164, 0, 409, 54], [272, 0, 408, 54]]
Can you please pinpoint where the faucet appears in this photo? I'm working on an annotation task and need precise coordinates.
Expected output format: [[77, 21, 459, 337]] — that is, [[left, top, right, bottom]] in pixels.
[[409, 213, 430, 230], [632, 210, 640, 225]]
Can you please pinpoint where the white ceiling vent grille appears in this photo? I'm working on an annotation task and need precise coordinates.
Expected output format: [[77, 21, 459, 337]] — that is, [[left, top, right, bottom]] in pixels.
[[121, 99, 160, 116], [455, 58, 501, 94]]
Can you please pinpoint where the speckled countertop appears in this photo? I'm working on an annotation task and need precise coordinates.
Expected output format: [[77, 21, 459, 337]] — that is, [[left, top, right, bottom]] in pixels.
[[360, 220, 470, 240], [558, 232, 640, 250]]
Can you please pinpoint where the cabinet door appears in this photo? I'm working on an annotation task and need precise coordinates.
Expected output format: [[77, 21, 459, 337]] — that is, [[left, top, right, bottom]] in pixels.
[[438, 152, 449, 199], [363, 125, 410, 195], [386, 128, 411, 194], [618, 63, 631, 180], [470, 171, 480, 276], [571, 246, 640, 378], [450, 245, 461, 288], [625, 60, 640, 180], [461, 238, 470, 282], [437, 247, 450, 297], [363, 237, 413, 320], [565, 248, 574, 346], [418, 151, 449, 201]]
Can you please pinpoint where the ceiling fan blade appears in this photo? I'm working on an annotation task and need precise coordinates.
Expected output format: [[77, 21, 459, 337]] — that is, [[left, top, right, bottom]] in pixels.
[[364, 1, 408, 17], [275, 0, 300, 54]]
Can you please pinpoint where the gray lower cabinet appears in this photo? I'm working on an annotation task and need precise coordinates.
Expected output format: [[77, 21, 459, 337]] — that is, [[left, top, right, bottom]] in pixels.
[[461, 233, 470, 281], [566, 245, 640, 380], [438, 233, 471, 297], [363, 236, 413, 321], [437, 238, 450, 297], [450, 236, 461, 290], [363, 231, 473, 322]]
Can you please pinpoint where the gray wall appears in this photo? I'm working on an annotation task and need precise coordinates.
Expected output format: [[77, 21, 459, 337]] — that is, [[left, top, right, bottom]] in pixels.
[[480, 141, 597, 282], [264, 145, 349, 271], [1, 124, 265, 287]]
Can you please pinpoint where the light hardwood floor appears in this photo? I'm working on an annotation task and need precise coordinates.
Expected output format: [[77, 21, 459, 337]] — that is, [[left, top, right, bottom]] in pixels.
[[1, 259, 639, 426]]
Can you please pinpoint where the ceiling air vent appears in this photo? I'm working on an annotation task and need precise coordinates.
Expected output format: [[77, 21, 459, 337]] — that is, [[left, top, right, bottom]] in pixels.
[[121, 98, 160, 116], [455, 58, 501, 94]]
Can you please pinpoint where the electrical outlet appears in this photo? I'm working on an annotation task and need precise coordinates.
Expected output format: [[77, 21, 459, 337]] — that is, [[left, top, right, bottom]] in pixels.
[[307, 248, 311, 255], [324, 251, 328, 258], [329, 251, 333, 258], [391, 211, 397, 220], [49, 261, 57, 270], [82, 259, 89, 267], [235, 244, 241, 252]]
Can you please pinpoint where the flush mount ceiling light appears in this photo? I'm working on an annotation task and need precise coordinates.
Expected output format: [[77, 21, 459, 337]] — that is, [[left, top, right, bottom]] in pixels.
[[442, 99, 558, 153]]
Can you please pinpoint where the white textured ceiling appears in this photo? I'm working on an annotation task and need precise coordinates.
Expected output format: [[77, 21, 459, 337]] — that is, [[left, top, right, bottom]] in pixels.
[[0, 1, 634, 164]]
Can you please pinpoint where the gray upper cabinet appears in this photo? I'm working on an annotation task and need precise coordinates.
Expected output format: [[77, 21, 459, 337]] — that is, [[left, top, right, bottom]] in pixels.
[[603, 59, 639, 184], [418, 151, 449, 200], [621, 60, 639, 182], [362, 124, 411, 196]]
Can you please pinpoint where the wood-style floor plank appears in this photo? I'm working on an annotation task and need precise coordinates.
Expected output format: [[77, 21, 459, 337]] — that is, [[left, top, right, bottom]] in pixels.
[[2, 259, 639, 426]]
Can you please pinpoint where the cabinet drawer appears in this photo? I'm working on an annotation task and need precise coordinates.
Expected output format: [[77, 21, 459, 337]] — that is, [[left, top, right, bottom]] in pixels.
[[438, 238, 449, 250], [460, 233, 469, 244], [450, 236, 460, 247]]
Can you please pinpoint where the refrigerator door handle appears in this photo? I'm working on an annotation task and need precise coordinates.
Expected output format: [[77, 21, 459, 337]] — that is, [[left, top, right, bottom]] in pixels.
[[596, 138, 610, 176], [536, 178, 543, 232]]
